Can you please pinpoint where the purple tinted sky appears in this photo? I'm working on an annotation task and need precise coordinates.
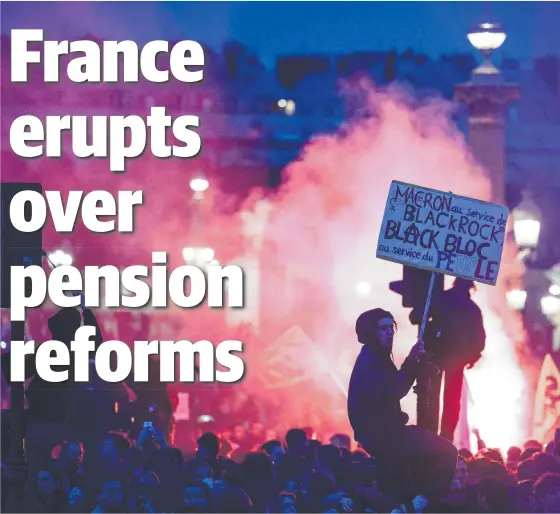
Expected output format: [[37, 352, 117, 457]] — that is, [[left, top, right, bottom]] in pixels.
[[2, 2, 559, 66]]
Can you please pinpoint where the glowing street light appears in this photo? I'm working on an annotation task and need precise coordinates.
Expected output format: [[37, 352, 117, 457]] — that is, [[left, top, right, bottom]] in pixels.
[[467, 22, 507, 53], [285, 100, 296, 116], [506, 289, 527, 311], [355, 281, 372, 297], [200, 247, 215, 262], [182, 246, 215, 266], [549, 284, 560, 296], [182, 247, 196, 262], [190, 176, 209, 202], [541, 295, 560, 317], [48, 249, 73, 267], [277, 98, 296, 116], [513, 190, 541, 250], [190, 177, 209, 193], [467, 22, 506, 76]]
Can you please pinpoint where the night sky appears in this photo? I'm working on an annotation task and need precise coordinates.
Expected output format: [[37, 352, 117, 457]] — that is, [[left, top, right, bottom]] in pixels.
[[2, 2, 560, 66]]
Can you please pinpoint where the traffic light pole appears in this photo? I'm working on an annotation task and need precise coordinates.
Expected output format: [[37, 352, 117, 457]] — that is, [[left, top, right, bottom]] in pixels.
[[389, 266, 442, 432], [415, 271, 440, 432], [418, 271, 437, 340]]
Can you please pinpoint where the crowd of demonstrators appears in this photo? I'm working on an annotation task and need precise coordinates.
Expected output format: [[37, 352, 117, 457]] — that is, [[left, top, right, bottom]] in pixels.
[[2, 421, 560, 513], [2, 302, 560, 513]]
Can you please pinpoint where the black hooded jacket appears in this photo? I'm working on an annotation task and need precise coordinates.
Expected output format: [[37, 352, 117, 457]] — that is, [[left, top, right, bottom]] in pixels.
[[425, 288, 486, 369], [347, 343, 419, 449]]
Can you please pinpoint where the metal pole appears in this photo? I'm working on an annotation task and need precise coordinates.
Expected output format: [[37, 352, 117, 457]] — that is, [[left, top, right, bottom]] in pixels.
[[416, 271, 440, 432], [419, 271, 437, 341]]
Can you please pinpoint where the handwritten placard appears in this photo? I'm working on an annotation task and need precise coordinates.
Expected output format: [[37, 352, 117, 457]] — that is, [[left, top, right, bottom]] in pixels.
[[377, 181, 509, 285]]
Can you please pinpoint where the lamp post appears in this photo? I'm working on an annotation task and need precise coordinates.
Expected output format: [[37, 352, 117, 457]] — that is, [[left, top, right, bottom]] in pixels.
[[190, 176, 209, 201], [513, 189, 542, 253], [467, 23, 507, 76], [47, 249, 73, 267], [182, 246, 216, 267], [355, 281, 372, 297], [454, 22, 520, 205], [541, 296, 560, 318], [452, 21, 522, 443], [185, 173, 214, 265], [506, 288, 528, 311]]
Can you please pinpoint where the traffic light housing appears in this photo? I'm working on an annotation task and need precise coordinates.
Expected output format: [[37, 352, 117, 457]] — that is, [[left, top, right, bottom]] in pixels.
[[1, 182, 44, 308], [389, 266, 444, 310]]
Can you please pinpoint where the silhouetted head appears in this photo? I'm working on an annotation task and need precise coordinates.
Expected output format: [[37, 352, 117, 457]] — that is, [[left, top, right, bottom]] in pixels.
[[261, 440, 285, 465], [215, 485, 253, 513], [139, 471, 160, 496], [330, 433, 351, 451], [533, 472, 560, 513], [268, 492, 297, 514], [453, 278, 475, 294], [285, 428, 308, 455], [355, 308, 397, 352], [183, 481, 210, 513], [507, 446, 522, 464], [197, 432, 220, 462], [48, 307, 81, 344]]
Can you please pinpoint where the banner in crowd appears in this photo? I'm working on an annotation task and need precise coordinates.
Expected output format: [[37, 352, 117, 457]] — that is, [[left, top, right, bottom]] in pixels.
[[533, 353, 560, 443], [259, 325, 314, 389], [377, 181, 509, 285]]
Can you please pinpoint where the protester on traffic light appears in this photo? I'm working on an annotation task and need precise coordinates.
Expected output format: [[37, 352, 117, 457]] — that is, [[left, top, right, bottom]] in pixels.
[[347, 308, 458, 510], [420, 278, 486, 442]]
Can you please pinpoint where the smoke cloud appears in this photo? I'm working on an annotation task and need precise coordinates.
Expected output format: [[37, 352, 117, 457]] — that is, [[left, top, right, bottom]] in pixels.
[[0, 21, 531, 449], [233, 79, 529, 450]]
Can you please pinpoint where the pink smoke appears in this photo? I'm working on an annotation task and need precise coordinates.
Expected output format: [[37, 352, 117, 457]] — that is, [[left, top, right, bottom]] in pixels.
[[1, 27, 531, 449], [227, 80, 530, 450]]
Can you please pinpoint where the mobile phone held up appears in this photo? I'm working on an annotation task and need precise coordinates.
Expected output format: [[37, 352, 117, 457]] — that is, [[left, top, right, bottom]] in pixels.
[[144, 421, 153, 429]]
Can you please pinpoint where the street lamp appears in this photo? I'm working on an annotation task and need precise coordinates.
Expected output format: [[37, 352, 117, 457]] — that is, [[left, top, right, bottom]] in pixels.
[[182, 246, 215, 266], [513, 190, 541, 250], [277, 98, 296, 116], [541, 295, 560, 317], [190, 176, 209, 202], [47, 249, 73, 267], [468, 22, 507, 53], [355, 281, 372, 297], [506, 289, 527, 311], [467, 22, 506, 74], [457, 20, 518, 204], [549, 284, 560, 296]]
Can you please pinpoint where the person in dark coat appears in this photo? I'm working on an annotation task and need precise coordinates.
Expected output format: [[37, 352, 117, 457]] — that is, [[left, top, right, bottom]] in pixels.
[[421, 278, 486, 441], [347, 308, 457, 507], [1, 302, 104, 488]]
